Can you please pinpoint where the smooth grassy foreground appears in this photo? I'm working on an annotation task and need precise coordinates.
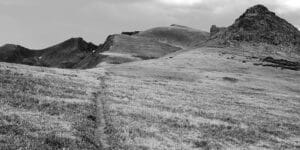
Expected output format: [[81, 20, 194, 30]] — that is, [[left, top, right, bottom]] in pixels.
[[103, 47, 300, 149], [0, 62, 106, 149]]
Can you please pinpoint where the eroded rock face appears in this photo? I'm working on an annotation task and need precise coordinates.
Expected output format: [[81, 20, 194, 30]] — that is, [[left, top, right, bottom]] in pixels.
[[255, 57, 300, 71], [121, 31, 140, 36], [212, 5, 300, 47], [210, 25, 226, 36]]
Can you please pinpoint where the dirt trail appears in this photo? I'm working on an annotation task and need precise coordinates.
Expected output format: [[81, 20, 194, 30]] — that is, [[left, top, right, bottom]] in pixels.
[[92, 72, 123, 149], [94, 75, 109, 149]]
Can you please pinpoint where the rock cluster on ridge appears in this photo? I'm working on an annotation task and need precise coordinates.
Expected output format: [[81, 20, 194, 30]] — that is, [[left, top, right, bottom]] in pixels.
[[211, 5, 300, 47]]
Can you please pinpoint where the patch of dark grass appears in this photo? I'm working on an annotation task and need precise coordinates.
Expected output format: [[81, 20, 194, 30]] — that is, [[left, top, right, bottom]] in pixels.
[[38, 101, 90, 117], [220, 117, 239, 125], [107, 57, 135, 65], [134, 55, 157, 60], [258, 122, 298, 138], [0, 131, 80, 150], [43, 133, 74, 149], [72, 101, 103, 150], [199, 124, 266, 145], [222, 77, 239, 83], [0, 93, 88, 116], [163, 117, 196, 129], [4, 95, 40, 110], [0, 124, 24, 135], [193, 140, 223, 149], [73, 115, 101, 149], [0, 100, 101, 149], [0, 68, 87, 97], [193, 140, 208, 148], [0, 68, 89, 116], [0, 113, 38, 133], [0, 67, 103, 149]]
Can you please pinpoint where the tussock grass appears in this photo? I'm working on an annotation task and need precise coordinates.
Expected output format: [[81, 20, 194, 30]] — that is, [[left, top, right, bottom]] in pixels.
[[0, 63, 104, 149], [104, 47, 300, 149]]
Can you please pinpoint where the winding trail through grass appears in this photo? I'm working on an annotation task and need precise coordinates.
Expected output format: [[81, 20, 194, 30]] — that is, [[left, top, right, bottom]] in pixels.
[[93, 75, 109, 149], [93, 72, 124, 149]]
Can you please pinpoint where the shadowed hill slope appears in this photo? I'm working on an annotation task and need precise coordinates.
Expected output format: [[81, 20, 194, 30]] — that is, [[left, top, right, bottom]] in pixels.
[[38, 38, 97, 68], [0, 38, 98, 68], [0, 44, 41, 65]]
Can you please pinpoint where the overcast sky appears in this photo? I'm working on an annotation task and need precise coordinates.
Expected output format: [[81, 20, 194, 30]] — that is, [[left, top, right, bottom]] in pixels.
[[0, 0, 299, 48]]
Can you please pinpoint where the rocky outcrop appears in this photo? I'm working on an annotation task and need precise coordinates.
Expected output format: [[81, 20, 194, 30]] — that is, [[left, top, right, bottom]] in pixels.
[[210, 5, 300, 47], [253, 57, 300, 71], [210, 25, 226, 36], [121, 31, 140, 36]]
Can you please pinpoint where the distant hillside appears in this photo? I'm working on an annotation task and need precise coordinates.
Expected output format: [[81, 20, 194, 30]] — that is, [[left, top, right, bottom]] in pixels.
[[138, 24, 209, 48], [0, 44, 41, 65], [1, 5, 300, 69], [101, 34, 181, 59], [38, 38, 97, 68], [81, 25, 208, 68], [0, 38, 98, 68], [75, 34, 182, 68], [1, 25, 206, 69]]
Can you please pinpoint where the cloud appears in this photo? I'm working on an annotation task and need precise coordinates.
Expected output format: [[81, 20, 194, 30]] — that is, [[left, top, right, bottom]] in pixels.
[[151, 0, 300, 14], [0, 0, 25, 5], [280, 0, 300, 10], [157, 0, 203, 6]]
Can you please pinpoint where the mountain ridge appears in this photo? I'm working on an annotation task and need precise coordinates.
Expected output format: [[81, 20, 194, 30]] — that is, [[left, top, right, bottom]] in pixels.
[[0, 4, 299, 69], [0, 37, 98, 68]]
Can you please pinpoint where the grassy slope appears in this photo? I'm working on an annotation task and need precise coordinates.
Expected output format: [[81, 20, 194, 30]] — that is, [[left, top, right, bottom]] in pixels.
[[137, 26, 209, 48], [103, 34, 181, 60], [0, 62, 107, 149], [76, 34, 182, 68], [1, 46, 299, 149], [103, 47, 300, 149]]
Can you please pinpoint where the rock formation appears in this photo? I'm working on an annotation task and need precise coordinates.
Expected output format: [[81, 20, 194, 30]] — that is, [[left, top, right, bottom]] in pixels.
[[211, 5, 300, 47]]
